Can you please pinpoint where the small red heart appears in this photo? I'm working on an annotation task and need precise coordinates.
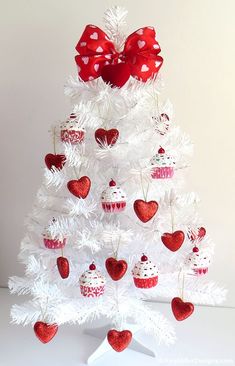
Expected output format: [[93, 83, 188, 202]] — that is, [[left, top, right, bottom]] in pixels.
[[57, 257, 69, 279], [101, 63, 131, 88], [95, 129, 119, 147], [45, 154, 66, 171], [134, 199, 158, 223], [105, 257, 128, 281], [34, 322, 58, 343], [67, 176, 91, 199], [171, 297, 194, 321], [161, 231, 185, 251], [198, 227, 206, 238], [107, 329, 132, 352]]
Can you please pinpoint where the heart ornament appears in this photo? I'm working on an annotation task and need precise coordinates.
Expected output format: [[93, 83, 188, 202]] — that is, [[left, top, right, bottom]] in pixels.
[[105, 257, 128, 281], [171, 297, 194, 321], [134, 199, 158, 223], [107, 329, 132, 352], [67, 176, 91, 199], [45, 154, 66, 171], [188, 227, 206, 242], [101, 63, 131, 88], [161, 231, 185, 251], [95, 128, 119, 147], [57, 257, 70, 279], [34, 322, 58, 343]]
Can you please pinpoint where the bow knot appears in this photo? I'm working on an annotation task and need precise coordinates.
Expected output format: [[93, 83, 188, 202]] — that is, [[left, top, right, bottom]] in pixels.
[[75, 25, 163, 82]]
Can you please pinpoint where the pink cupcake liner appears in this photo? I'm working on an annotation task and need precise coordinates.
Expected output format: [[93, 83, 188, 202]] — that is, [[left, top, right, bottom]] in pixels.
[[193, 267, 208, 276], [151, 167, 174, 179], [43, 238, 66, 249], [102, 201, 126, 213], [61, 130, 84, 144], [80, 285, 105, 297], [133, 276, 158, 289]]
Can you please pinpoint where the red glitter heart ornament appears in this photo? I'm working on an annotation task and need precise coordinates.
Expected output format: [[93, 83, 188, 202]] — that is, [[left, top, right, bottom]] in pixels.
[[161, 231, 185, 251], [57, 257, 70, 279], [105, 257, 128, 281], [101, 63, 131, 88], [45, 154, 66, 171], [34, 322, 58, 343], [134, 199, 158, 223], [107, 329, 132, 352], [95, 128, 119, 147], [67, 176, 91, 199], [171, 297, 194, 321]]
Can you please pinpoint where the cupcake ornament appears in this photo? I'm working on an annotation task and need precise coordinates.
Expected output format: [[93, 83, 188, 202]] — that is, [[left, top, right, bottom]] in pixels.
[[101, 179, 126, 213], [132, 254, 158, 289], [150, 147, 175, 179], [79, 262, 105, 297], [184, 246, 211, 276], [60, 112, 85, 144], [43, 218, 66, 249]]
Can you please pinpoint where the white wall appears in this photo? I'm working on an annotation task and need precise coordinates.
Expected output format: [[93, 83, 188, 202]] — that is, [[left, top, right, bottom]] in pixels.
[[0, 0, 234, 306]]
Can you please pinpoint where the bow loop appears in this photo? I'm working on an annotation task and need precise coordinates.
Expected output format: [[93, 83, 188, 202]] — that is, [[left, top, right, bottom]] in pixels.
[[75, 24, 163, 83]]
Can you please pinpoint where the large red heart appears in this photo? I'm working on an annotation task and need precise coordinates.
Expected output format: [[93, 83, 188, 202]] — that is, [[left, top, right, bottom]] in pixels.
[[45, 154, 66, 171], [171, 297, 194, 321], [101, 63, 131, 88], [67, 176, 91, 199], [105, 257, 128, 281], [34, 322, 58, 343], [95, 129, 119, 147], [161, 231, 185, 251], [107, 329, 132, 352], [134, 200, 158, 223], [57, 257, 69, 279]]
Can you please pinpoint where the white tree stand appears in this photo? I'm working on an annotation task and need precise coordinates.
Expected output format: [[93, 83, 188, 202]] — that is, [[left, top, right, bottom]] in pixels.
[[84, 323, 157, 364]]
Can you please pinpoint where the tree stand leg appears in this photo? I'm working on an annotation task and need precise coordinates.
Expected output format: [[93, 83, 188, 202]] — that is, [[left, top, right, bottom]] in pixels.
[[84, 323, 157, 364]]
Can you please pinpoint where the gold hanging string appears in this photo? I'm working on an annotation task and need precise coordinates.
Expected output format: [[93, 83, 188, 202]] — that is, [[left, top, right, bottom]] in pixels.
[[170, 200, 174, 233], [114, 236, 121, 259]]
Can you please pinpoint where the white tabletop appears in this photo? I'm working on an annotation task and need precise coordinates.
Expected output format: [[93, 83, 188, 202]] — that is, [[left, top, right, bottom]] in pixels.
[[0, 288, 234, 366]]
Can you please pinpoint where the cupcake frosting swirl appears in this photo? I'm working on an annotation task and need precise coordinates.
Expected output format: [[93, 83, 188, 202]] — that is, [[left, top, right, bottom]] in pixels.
[[42, 219, 58, 239], [150, 152, 175, 167], [79, 268, 105, 287], [101, 184, 126, 203], [132, 259, 158, 279], [60, 113, 85, 132]]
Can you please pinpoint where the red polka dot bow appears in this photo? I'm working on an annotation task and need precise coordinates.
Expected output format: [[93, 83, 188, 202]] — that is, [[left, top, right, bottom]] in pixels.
[[75, 25, 163, 82]]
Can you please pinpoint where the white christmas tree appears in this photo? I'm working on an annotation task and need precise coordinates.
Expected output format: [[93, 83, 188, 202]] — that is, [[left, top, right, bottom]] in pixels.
[[9, 6, 226, 360]]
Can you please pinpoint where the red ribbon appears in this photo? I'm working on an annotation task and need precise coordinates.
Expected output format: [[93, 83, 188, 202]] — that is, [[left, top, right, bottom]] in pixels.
[[75, 24, 163, 82]]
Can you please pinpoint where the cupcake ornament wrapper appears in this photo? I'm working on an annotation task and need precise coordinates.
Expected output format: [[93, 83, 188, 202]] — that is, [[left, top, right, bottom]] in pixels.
[[79, 263, 105, 297], [43, 238, 66, 249], [150, 147, 175, 179], [151, 166, 174, 179], [132, 254, 158, 289], [80, 285, 105, 297], [60, 112, 85, 144]]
